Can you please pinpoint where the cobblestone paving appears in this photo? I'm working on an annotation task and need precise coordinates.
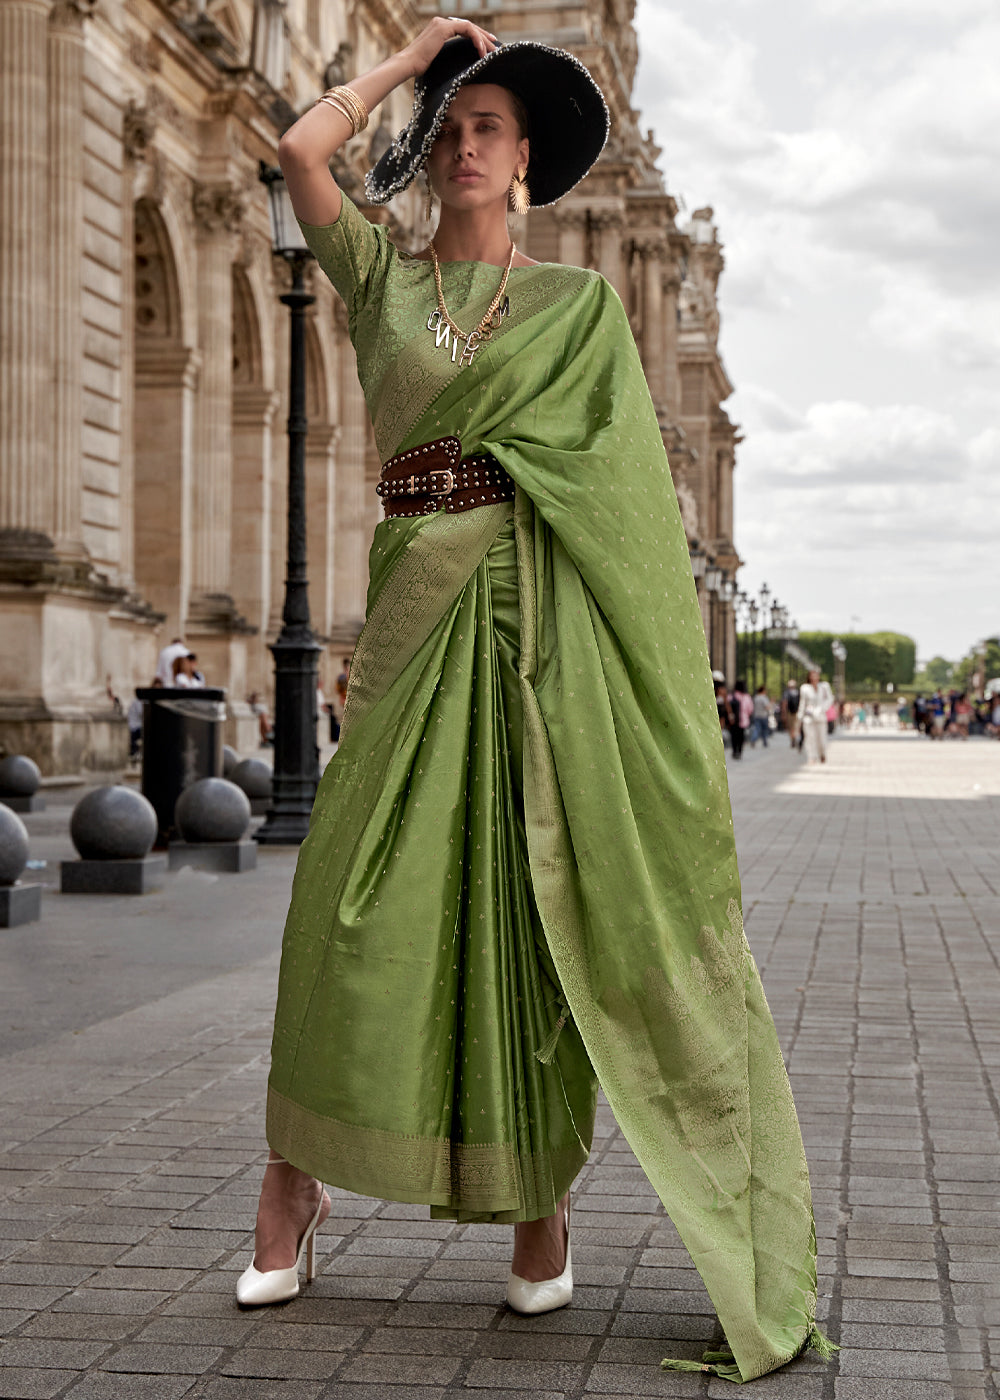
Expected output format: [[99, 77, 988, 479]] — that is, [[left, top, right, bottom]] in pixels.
[[1, 733, 997, 1399]]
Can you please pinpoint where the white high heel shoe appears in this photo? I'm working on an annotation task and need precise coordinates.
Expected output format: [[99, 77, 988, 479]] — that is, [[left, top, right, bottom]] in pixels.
[[236, 1157, 327, 1307], [506, 1197, 572, 1315]]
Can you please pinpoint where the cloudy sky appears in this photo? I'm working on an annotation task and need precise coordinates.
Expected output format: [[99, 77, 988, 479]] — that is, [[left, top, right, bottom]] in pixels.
[[633, 0, 1000, 664]]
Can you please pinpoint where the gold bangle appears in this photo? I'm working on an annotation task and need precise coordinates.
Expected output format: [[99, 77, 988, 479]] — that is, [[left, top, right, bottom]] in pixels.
[[317, 84, 369, 136], [317, 93, 358, 133]]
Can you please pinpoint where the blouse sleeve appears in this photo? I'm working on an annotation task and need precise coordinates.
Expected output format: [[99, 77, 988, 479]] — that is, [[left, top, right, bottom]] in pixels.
[[297, 192, 393, 321]]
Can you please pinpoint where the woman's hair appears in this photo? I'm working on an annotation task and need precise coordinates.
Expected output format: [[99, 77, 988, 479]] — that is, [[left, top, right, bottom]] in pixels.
[[506, 89, 529, 140]]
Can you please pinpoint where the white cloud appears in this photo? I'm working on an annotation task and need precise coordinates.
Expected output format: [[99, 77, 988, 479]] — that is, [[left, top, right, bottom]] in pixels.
[[869, 267, 1000, 371], [817, 0, 995, 19], [733, 395, 1000, 654], [634, 0, 1000, 657]]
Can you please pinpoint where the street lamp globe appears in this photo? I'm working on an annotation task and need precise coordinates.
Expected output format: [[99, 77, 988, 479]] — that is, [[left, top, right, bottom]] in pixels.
[[260, 162, 310, 258]]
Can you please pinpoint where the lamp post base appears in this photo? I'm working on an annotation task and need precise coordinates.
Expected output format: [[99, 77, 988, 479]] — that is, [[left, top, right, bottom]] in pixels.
[[253, 628, 321, 847]]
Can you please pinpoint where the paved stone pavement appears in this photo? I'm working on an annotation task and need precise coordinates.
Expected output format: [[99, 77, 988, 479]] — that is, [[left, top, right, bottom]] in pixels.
[[1, 732, 998, 1400]]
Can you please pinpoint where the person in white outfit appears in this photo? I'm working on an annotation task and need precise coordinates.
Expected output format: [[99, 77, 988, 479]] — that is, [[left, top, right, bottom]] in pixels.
[[799, 668, 835, 764]]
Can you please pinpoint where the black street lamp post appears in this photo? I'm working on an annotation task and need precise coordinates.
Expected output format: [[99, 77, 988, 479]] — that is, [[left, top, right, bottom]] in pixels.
[[734, 590, 745, 681], [758, 583, 770, 693], [747, 599, 759, 690], [256, 164, 322, 846]]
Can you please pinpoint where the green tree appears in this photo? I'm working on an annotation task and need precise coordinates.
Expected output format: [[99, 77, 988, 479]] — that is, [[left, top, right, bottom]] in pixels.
[[794, 630, 917, 688], [915, 656, 954, 689], [951, 637, 1000, 694]]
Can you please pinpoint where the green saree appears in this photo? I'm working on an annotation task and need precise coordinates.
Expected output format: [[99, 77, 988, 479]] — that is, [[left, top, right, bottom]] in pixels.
[[266, 195, 825, 1382]]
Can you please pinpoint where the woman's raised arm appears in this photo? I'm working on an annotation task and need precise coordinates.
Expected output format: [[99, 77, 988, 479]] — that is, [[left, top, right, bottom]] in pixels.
[[278, 16, 497, 227]]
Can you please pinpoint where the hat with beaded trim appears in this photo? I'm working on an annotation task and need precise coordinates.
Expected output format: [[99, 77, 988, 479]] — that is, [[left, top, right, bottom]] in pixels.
[[365, 37, 610, 209]]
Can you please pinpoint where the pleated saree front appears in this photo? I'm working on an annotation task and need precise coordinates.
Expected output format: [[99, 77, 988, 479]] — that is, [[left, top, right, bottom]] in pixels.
[[266, 196, 826, 1381]]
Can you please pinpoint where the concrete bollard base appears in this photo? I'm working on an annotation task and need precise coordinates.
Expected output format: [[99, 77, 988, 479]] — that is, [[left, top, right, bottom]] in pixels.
[[168, 841, 258, 873], [0, 882, 42, 926], [0, 795, 46, 813], [61, 855, 166, 895]]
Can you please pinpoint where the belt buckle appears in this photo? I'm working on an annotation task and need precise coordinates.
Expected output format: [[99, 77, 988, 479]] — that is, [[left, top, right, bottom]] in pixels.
[[423, 469, 455, 497]]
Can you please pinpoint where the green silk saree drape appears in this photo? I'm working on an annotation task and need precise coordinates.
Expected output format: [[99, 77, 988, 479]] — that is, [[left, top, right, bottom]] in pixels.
[[267, 198, 824, 1382]]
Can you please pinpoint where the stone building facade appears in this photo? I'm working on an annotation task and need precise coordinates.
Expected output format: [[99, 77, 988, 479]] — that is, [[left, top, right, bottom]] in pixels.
[[0, 0, 739, 774]]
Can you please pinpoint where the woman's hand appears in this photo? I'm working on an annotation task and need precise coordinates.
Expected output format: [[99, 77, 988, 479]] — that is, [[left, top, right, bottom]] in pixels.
[[401, 16, 498, 78]]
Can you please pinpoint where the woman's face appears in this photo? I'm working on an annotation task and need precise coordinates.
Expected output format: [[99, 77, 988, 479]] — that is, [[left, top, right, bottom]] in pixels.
[[426, 84, 529, 213]]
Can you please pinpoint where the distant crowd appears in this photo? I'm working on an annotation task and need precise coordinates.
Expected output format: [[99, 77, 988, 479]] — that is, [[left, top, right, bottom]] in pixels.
[[715, 669, 836, 766], [908, 690, 1000, 740], [712, 674, 1000, 766]]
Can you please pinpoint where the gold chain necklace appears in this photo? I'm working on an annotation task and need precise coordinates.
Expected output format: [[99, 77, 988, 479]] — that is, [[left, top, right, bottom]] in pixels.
[[426, 240, 515, 368]]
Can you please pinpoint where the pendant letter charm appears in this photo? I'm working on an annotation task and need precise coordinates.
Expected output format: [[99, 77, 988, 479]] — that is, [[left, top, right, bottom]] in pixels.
[[460, 331, 482, 367]]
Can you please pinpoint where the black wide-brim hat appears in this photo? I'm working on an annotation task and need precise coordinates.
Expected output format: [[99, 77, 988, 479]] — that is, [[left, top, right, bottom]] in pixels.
[[365, 37, 610, 208]]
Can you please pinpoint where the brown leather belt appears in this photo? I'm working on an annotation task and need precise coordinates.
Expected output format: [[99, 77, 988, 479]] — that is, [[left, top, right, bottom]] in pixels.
[[377, 436, 515, 518]]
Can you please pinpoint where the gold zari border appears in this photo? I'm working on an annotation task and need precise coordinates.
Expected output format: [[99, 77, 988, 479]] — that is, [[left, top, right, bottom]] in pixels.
[[266, 1085, 585, 1220]]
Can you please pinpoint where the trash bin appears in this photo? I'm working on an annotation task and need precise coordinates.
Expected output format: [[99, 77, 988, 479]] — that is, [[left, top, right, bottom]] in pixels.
[[135, 688, 226, 847]]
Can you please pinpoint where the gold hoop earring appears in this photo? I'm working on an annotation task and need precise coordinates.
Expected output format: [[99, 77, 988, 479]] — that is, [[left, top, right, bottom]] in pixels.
[[424, 173, 434, 222], [509, 168, 530, 216]]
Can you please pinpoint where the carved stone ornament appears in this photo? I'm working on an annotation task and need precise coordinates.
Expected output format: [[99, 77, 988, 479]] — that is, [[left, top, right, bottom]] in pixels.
[[128, 34, 163, 72], [591, 209, 626, 233], [553, 207, 588, 231], [123, 101, 157, 163], [675, 479, 700, 540], [192, 181, 247, 235], [147, 86, 198, 144], [323, 41, 353, 89], [48, 0, 98, 31]]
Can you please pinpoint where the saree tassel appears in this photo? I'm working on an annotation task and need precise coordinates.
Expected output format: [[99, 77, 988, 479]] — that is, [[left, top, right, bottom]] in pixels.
[[806, 1325, 839, 1361], [534, 1004, 569, 1064], [661, 1353, 742, 1381], [702, 1348, 736, 1364], [662, 1329, 838, 1383]]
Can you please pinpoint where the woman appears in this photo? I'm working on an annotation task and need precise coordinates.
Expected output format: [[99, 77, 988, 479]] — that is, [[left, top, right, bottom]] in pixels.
[[750, 684, 771, 748], [240, 17, 829, 1382], [729, 677, 752, 760], [799, 668, 835, 764]]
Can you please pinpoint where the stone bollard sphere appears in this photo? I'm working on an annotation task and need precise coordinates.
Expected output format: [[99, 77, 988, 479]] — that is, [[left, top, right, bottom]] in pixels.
[[0, 804, 30, 885], [0, 754, 42, 798], [229, 758, 272, 801], [175, 778, 251, 844], [70, 786, 158, 861], [222, 745, 240, 777]]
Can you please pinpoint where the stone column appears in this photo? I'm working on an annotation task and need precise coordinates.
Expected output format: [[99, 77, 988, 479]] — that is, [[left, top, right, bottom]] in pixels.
[[554, 208, 587, 269], [190, 180, 244, 610], [0, 0, 51, 535], [594, 211, 625, 297], [48, 0, 94, 555], [134, 344, 200, 634], [232, 386, 278, 651], [662, 267, 681, 422], [641, 237, 668, 414]]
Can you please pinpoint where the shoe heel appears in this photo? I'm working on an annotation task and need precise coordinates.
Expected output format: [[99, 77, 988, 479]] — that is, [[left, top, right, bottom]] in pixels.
[[305, 1227, 315, 1283]]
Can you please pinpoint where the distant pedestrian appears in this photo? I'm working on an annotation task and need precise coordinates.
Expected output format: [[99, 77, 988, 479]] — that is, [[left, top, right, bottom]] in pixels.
[[329, 655, 351, 742], [715, 679, 734, 741], [751, 686, 771, 748], [930, 690, 946, 738], [781, 679, 801, 749], [155, 637, 190, 686], [729, 678, 752, 760], [800, 668, 835, 764], [126, 694, 144, 760]]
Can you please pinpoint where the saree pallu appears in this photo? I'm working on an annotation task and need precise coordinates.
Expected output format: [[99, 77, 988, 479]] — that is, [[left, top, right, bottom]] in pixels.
[[268, 204, 823, 1381]]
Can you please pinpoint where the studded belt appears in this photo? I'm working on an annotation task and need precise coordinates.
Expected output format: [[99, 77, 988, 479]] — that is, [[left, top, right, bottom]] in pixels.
[[376, 436, 515, 519]]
